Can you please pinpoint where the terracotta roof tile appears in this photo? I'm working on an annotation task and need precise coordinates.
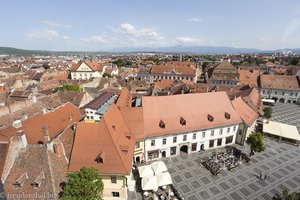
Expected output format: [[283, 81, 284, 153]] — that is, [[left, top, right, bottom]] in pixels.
[[231, 97, 258, 127], [238, 69, 260, 87], [69, 104, 135, 175], [150, 61, 196, 76], [260, 75, 300, 91]]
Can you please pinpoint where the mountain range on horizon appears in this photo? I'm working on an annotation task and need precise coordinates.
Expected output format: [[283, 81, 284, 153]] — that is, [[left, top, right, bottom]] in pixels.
[[0, 46, 300, 56]]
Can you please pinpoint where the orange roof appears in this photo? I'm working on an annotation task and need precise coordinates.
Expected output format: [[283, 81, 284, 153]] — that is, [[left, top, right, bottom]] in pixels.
[[155, 79, 174, 90], [231, 97, 258, 127], [141, 92, 242, 138], [68, 104, 135, 175], [70, 61, 105, 72], [260, 75, 300, 91], [238, 69, 260, 87], [150, 61, 196, 76], [21, 103, 82, 144]]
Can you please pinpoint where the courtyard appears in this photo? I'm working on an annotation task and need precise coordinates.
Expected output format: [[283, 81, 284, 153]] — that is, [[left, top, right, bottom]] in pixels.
[[129, 138, 300, 200]]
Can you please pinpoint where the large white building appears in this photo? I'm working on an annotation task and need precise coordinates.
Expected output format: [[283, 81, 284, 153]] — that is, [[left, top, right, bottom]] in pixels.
[[70, 61, 109, 80], [116, 89, 243, 163]]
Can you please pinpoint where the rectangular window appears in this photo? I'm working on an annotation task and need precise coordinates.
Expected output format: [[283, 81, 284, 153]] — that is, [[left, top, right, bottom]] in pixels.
[[202, 132, 206, 138], [233, 126, 237, 132], [219, 129, 223, 135], [217, 138, 222, 146], [193, 133, 196, 140], [112, 192, 120, 197], [282, 92, 285, 95], [227, 127, 230, 133], [226, 136, 233, 144], [151, 140, 155, 147], [173, 137, 177, 143], [162, 138, 166, 145], [274, 91, 277, 95], [209, 140, 214, 148], [262, 90, 265, 94], [191, 143, 197, 151], [183, 135, 187, 141], [290, 92, 293, 96], [111, 176, 117, 183], [135, 142, 140, 149], [211, 130, 214, 137], [170, 146, 176, 155]]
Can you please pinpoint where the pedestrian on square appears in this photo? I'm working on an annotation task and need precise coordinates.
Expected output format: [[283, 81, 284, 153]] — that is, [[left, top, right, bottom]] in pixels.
[[259, 172, 262, 179], [264, 174, 267, 180]]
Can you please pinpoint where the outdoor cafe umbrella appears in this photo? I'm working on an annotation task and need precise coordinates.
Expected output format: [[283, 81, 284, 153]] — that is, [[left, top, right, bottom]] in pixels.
[[142, 175, 158, 191], [156, 172, 172, 187], [150, 161, 168, 175], [138, 165, 154, 178]]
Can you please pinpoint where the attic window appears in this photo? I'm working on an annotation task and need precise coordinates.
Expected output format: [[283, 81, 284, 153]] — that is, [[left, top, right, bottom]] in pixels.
[[112, 125, 116, 131], [180, 117, 186, 126], [31, 171, 45, 188], [120, 145, 129, 155], [207, 114, 214, 122], [159, 120, 166, 129], [13, 172, 28, 188], [95, 151, 105, 164], [225, 112, 231, 119]]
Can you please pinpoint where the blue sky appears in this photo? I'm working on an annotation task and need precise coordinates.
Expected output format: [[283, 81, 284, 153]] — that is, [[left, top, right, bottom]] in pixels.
[[1, 0, 300, 51]]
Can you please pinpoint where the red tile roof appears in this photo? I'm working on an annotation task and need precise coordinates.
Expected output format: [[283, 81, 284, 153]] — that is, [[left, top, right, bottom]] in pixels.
[[21, 103, 82, 144], [70, 61, 106, 72], [260, 75, 300, 91], [238, 69, 260, 87], [68, 104, 135, 175], [150, 61, 196, 76], [231, 97, 259, 127]]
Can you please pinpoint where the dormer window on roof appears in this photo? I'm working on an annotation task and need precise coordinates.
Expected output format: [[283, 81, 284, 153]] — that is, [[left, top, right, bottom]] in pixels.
[[31, 171, 45, 188], [95, 151, 105, 164], [207, 114, 214, 122], [159, 120, 166, 129], [180, 117, 186, 126], [225, 112, 231, 119], [13, 172, 28, 188]]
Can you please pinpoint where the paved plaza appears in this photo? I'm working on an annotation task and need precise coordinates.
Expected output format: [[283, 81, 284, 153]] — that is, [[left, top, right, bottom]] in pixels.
[[269, 103, 300, 132], [129, 138, 300, 200]]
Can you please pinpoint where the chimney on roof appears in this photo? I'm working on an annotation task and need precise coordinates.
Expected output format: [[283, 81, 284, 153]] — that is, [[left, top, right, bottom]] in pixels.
[[42, 126, 50, 142], [42, 108, 47, 114], [32, 95, 37, 103], [206, 86, 209, 92], [12, 120, 22, 129], [17, 130, 28, 149]]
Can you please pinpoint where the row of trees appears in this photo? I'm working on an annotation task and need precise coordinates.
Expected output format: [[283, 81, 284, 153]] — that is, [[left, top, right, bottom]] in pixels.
[[53, 84, 83, 93]]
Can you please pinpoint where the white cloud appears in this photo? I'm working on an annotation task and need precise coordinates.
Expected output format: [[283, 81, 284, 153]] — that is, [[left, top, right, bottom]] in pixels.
[[282, 18, 300, 42], [187, 17, 202, 22], [38, 20, 72, 28], [26, 29, 59, 40], [112, 23, 163, 41], [81, 35, 108, 43], [63, 36, 70, 40], [176, 36, 203, 45], [261, 36, 272, 42]]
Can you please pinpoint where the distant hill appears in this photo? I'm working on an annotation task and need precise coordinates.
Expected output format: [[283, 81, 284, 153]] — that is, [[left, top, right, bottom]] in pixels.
[[0, 46, 299, 56]]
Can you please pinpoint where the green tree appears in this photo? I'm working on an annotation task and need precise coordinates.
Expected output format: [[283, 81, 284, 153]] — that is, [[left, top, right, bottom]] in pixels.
[[42, 63, 50, 69], [246, 133, 266, 156], [102, 72, 112, 78], [53, 84, 83, 93], [61, 167, 104, 200], [263, 107, 273, 118], [273, 189, 298, 200]]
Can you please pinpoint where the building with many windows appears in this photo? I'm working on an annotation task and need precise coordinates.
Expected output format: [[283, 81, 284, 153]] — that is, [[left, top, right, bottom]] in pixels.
[[116, 88, 243, 163], [208, 60, 239, 86], [70, 61, 109, 80], [260, 75, 300, 104]]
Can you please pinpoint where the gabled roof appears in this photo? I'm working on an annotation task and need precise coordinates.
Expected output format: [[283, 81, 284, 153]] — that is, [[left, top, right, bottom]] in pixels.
[[231, 97, 259, 127], [70, 61, 105, 72], [238, 69, 260, 87], [150, 61, 196, 76], [4, 145, 68, 197], [260, 75, 300, 91], [58, 91, 86, 107], [141, 91, 242, 138], [84, 92, 114, 110], [68, 104, 135, 175], [210, 60, 239, 81], [22, 103, 82, 144], [0, 142, 9, 179]]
